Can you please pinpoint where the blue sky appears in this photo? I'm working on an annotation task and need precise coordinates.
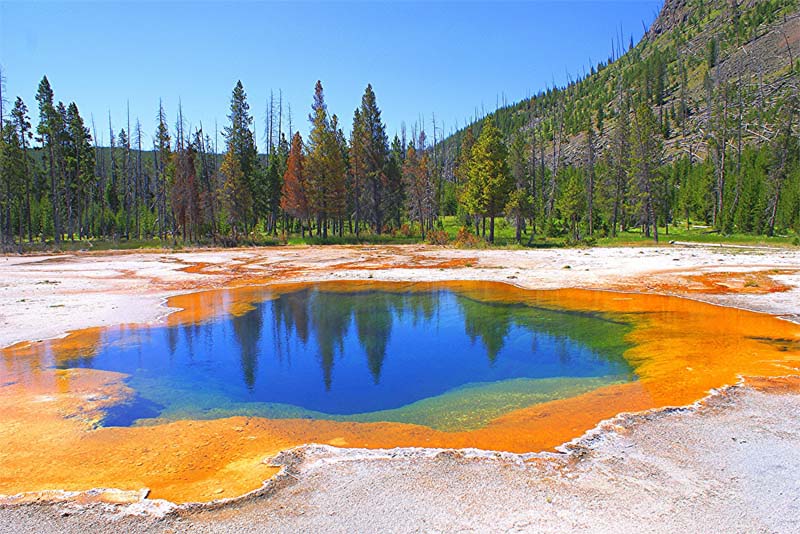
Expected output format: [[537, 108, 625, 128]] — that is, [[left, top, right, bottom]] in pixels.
[[1, 1, 662, 148]]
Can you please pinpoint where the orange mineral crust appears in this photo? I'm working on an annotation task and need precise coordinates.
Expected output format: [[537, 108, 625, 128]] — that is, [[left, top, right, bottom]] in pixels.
[[1, 281, 798, 504], [616, 269, 796, 295]]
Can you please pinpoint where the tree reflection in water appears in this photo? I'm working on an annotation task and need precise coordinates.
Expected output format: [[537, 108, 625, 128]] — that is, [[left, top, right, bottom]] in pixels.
[[46, 285, 634, 422]]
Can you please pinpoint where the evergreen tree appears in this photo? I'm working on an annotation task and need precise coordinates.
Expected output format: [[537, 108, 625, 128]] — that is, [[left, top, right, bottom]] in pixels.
[[455, 126, 475, 224], [358, 84, 389, 234], [220, 146, 251, 238], [608, 92, 630, 236], [385, 135, 405, 229], [35, 76, 62, 244], [306, 81, 346, 237], [264, 152, 283, 235], [6, 0, 800, 248], [64, 102, 94, 240], [117, 126, 131, 238], [223, 81, 259, 233], [506, 131, 533, 242], [281, 132, 309, 235], [349, 107, 365, 235], [556, 167, 586, 241], [154, 101, 172, 239], [467, 118, 511, 243], [629, 103, 664, 242], [171, 139, 200, 241], [329, 113, 349, 236], [585, 122, 596, 237], [403, 133, 436, 239], [0, 123, 25, 247], [10, 97, 33, 243]]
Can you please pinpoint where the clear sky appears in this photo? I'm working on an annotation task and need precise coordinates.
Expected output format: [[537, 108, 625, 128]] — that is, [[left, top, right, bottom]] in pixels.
[[0, 1, 662, 148]]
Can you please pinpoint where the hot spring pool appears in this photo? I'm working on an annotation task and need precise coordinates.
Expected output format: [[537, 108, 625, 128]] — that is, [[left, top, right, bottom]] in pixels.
[[51, 283, 636, 431]]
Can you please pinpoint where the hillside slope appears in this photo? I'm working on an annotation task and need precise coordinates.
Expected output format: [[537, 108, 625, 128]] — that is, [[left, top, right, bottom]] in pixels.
[[445, 0, 799, 167]]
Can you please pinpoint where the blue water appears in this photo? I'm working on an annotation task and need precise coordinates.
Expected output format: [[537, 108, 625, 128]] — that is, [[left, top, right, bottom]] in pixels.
[[52, 285, 635, 425]]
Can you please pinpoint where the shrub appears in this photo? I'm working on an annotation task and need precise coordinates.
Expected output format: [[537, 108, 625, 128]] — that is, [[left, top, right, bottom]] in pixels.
[[454, 227, 487, 249], [426, 229, 450, 245]]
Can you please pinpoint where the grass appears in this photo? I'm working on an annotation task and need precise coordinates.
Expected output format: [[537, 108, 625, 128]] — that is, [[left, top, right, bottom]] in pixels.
[[5, 217, 798, 253], [595, 224, 799, 247], [438, 216, 799, 248], [285, 234, 419, 246]]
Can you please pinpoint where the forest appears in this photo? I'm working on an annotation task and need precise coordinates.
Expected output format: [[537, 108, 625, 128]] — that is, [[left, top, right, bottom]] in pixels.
[[0, 0, 799, 250]]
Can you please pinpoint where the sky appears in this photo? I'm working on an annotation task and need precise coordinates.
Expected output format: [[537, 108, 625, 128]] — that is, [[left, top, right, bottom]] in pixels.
[[0, 1, 662, 149]]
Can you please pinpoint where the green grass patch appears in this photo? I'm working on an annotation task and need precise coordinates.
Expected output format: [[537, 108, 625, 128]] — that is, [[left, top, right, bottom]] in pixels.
[[7, 217, 798, 253]]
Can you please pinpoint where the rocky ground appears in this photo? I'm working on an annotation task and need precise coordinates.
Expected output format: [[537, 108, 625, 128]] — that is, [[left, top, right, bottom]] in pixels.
[[1, 244, 799, 533]]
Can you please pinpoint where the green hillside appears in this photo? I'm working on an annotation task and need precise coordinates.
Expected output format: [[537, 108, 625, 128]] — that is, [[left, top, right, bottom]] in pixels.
[[445, 0, 799, 160], [435, 0, 800, 243]]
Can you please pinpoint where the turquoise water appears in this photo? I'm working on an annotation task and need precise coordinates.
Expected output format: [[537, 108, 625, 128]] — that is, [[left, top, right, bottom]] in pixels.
[[52, 285, 636, 430]]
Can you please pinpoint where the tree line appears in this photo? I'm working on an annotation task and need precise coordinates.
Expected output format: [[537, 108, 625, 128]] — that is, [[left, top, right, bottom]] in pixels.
[[0, 74, 453, 248], [0, 68, 798, 251]]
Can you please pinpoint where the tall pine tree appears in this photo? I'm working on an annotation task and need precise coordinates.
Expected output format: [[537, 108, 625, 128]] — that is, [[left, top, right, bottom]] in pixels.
[[467, 118, 511, 243]]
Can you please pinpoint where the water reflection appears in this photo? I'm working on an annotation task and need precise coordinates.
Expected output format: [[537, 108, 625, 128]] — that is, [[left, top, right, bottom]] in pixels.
[[231, 305, 263, 390], [6, 285, 636, 423]]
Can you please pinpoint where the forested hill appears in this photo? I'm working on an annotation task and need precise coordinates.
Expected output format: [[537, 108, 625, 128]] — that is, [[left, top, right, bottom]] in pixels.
[[446, 0, 799, 165], [436, 0, 800, 242]]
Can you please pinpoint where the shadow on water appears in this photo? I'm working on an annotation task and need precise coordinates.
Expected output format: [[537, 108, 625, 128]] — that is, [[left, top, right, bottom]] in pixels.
[[102, 394, 165, 427]]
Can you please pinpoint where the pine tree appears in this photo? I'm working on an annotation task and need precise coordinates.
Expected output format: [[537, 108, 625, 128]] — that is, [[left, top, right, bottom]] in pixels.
[[106, 114, 120, 233], [307, 81, 328, 236], [224, 81, 259, 234], [349, 107, 365, 235], [265, 152, 283, 235], [358, 84, 389, 234], [403, 142, 427, 238], [609, 91, 630, 236], [403, 131, 437, 238], [171, 139, 200, 241], [585, 122, 596, 237], [117, 126, 131, 238], [328, 114, 348, 235], [765, 99, 796, 236], [629, 103, 664, 242], [306, 81, 346, 237], [0, 123, 25, 248], [10, 97, 33, 243], [35, 76, 62, 245], [455, 126, 475, 226], [385, 135, 405, 229], [507, 131, 532, 243], [467, 118, 511, 243], [154, 101, 171, 239], [64, 102, 94, 240], [281, 132, 309, 235], [220, 147, 251, 239], [556, 167, 586, 241]]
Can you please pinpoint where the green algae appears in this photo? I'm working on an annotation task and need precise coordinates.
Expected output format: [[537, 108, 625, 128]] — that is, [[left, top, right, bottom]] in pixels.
[[128, 374, 628, 432]]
